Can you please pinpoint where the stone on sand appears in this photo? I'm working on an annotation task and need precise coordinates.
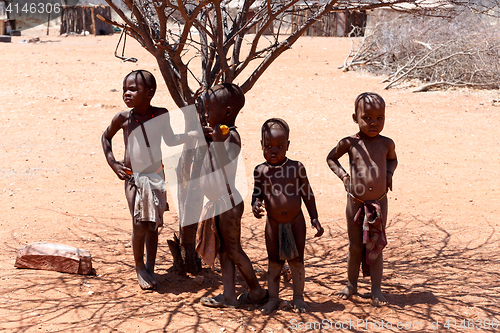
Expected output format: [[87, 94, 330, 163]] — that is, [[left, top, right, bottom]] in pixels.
[[15, 242, 93, 275]]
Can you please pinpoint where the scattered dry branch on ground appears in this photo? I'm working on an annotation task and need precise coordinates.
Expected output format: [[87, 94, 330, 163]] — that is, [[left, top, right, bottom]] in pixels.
[[340, 14, 500, 92]]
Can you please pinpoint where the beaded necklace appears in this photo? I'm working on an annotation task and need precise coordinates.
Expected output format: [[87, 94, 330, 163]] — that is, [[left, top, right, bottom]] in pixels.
[[264, 158, 289, 191], [356, 131, 379, 139], [130, 108, 154, 123], [265, 157, 289, 168]]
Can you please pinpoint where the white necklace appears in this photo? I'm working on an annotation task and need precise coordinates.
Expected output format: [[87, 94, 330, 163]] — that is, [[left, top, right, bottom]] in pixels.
[[265, 157, 288, 168]]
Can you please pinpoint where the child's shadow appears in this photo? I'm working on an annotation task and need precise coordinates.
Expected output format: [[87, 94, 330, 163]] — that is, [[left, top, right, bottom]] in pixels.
[[386, 291, 438, 307], [238, 299, 344, 315], [155, 267, 221, 296], [353, 290, 438, 307], [238, 279, 345, 314], [306, 299, 345, 314]]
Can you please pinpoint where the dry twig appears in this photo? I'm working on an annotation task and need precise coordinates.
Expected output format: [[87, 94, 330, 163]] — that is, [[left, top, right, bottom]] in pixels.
[[341, 14, 500, 92]]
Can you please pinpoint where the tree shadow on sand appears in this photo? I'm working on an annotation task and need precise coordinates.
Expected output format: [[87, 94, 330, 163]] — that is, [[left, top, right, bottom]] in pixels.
[[1, 209, 499, 332], [379, 213, 500, 326]]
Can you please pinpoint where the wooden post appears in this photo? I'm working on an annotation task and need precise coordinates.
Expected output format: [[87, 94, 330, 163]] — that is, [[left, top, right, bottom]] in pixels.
[[46, 12, 50, 35], [91, 7, 96, 35]]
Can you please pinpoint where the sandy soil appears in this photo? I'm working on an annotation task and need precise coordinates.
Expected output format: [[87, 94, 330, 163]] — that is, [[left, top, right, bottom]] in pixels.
[[1, 26, 500, 333]]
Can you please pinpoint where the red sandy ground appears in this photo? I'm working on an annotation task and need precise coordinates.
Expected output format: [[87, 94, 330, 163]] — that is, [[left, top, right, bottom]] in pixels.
[[0, 26, 499, 333]]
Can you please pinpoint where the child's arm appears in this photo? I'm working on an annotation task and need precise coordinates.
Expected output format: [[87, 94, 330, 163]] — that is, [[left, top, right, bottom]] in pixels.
[[163, 131, 197, 146], [326, 138, 351, 192], [251, 165, 265, 219], [101, 112, 132, 180], [161, 111, 200, 146], [386, 139, 398, 191], [298, 162, 324, 237]]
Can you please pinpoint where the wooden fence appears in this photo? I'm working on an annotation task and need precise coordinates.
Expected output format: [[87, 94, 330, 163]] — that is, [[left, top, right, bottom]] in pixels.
[[60, 5, 113, 36], [291, 6, 366, 37]]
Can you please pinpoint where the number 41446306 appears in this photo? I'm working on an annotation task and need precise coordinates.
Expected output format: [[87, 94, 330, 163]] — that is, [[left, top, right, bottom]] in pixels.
[[6, 2, 61, 15], [444, 318, 498, 330]]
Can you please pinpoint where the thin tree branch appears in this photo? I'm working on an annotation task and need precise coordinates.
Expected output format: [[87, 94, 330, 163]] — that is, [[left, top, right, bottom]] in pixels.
[[241, 0, 337, 93]]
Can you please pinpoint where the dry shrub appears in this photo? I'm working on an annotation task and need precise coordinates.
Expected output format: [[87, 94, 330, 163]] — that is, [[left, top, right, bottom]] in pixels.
[[340, 13, 500, 92]]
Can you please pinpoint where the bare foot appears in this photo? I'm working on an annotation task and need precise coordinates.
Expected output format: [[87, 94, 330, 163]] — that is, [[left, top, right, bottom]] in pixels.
[[146, 265, 159, 290], [336, 284, 356, 300], [372, 290, 388, 307], [137, 267, 156, 290], [201, 294, 238, 308], [248, 288, 269, 304], [292, 298, 308, 313], [148, 273, 159, 290], [259, 298, 279, 314]]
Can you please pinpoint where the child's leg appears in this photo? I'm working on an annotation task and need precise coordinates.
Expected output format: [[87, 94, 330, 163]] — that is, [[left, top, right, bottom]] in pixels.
[[260, 217, 284, 314], [218, 202, 267, 305], [145, 190, 166, 284], [337, 197, 363, 299], [288, 213, 307, 312], [371, 196, 388, 306], [145, 228, 158, 275], [125, 180, 158, 290], [133, 221, 159, 289], [218, 229, 237, 305]]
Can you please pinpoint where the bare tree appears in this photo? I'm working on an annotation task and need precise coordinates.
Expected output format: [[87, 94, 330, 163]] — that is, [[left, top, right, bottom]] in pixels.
[[100, 0, 498, 273]]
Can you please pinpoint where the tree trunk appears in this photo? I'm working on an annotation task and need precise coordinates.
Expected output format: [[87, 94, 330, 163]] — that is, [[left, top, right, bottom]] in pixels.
[[168, 106, 207, 275]]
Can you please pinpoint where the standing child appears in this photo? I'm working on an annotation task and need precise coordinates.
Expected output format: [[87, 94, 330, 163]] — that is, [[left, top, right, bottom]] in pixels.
[[197, 83, 268, 308], [326, 92, 398, 306], [252, 118, 324, 314], [102, 70, 194, 290]]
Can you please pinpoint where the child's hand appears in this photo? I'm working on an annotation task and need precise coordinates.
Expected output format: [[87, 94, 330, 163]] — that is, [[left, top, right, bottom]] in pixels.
[[187, 130, 203, 139], [202, 125, 213, 139], [387, 172, 393, 191], [211, 124, 231, 142], [311, 218, 324, 237], [342, 174, 350, 192], [252, 198, 265, 219], [111, 161, 132, 180]]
